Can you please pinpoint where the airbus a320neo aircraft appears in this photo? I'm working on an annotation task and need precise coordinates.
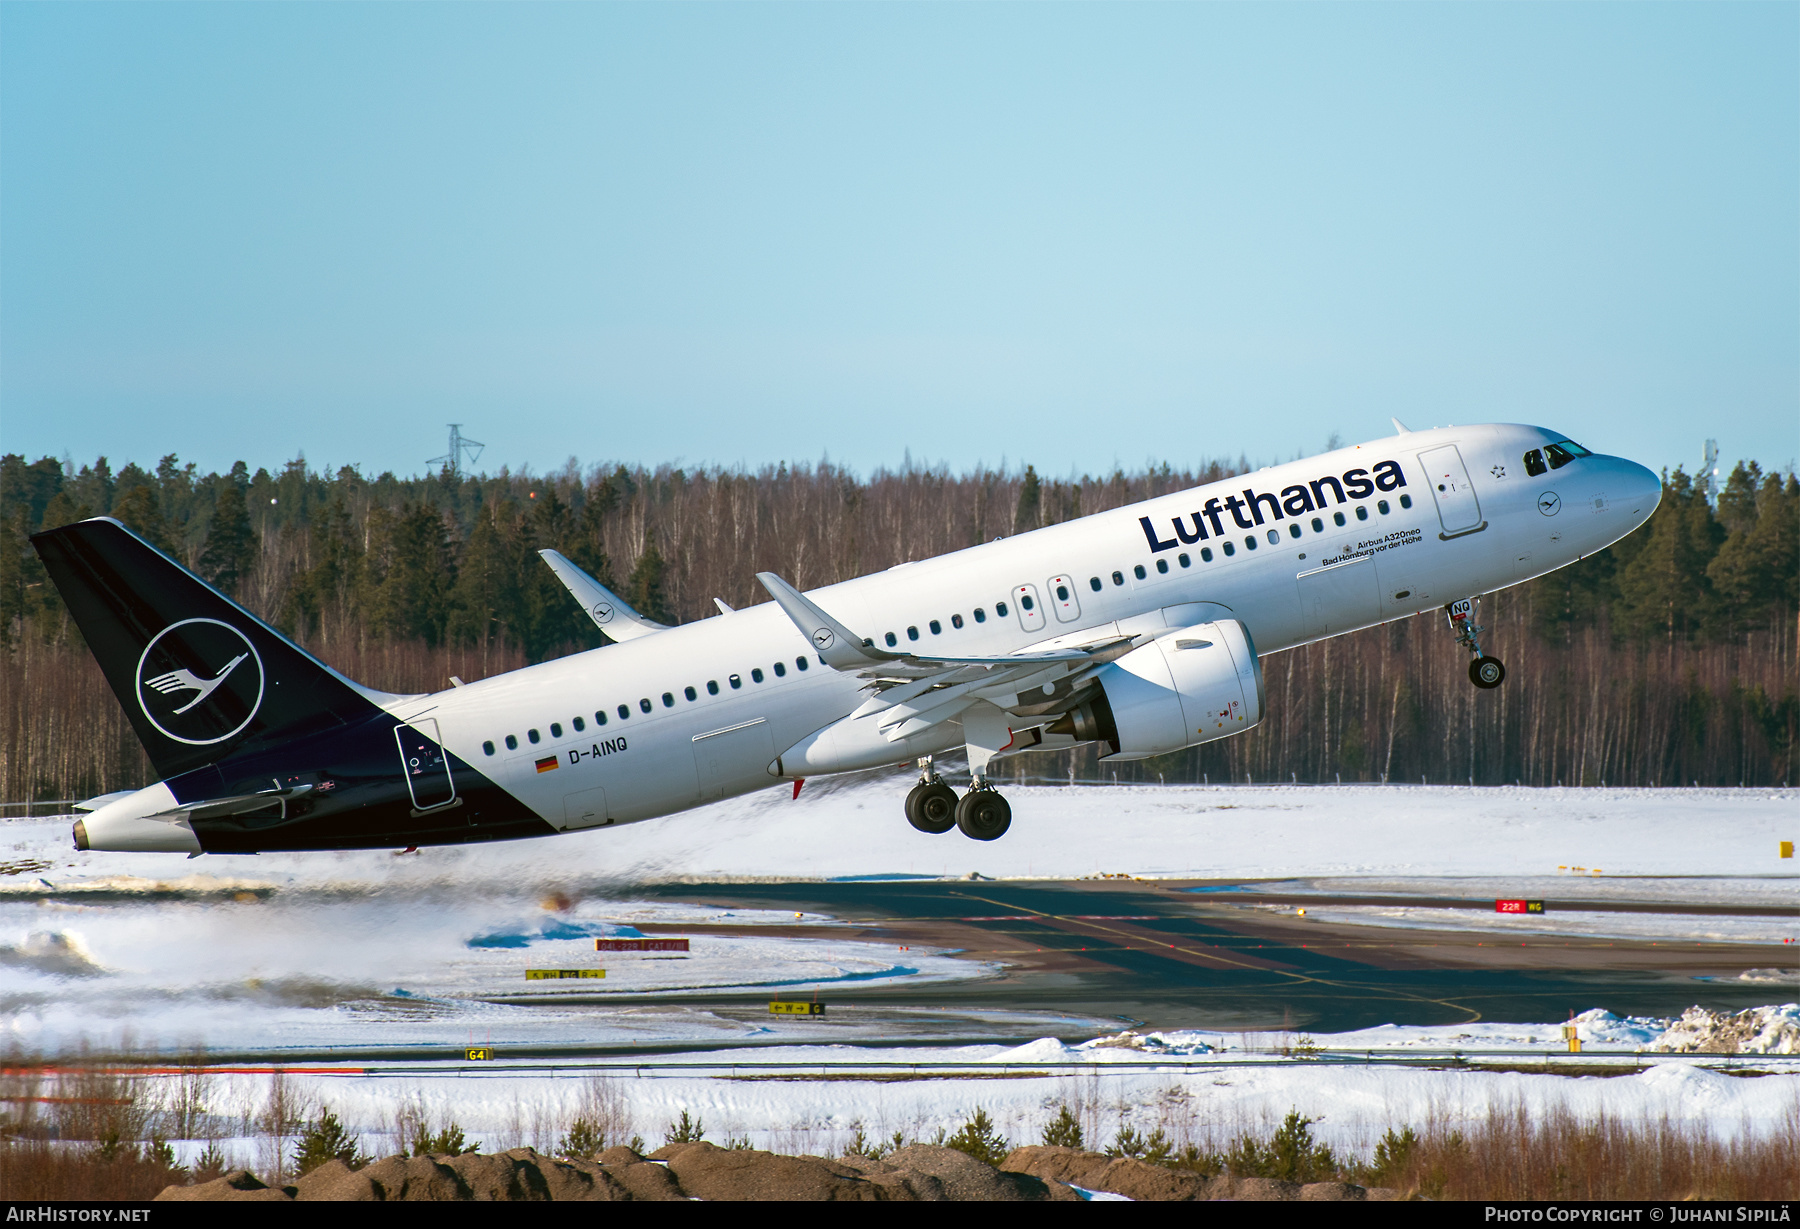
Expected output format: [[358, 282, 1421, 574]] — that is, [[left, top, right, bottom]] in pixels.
[[38, 423, 1660, 856]]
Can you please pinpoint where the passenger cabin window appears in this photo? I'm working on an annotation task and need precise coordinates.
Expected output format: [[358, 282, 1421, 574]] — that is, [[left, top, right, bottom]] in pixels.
[[1400, 493, 1412, 509], [885, 632, 898, 647], [685, 685, 698, 700], [795, 657, 809, 670], [1201, 547, 1213, 562], [661, 693, 674, 708], [1156, 558, 1169, 573], [908, 626, 920, 640], [573, 716, 585, 732], [528, 729, 540, 744], [1089, 576, 1102, 591], [974, 608, 987, 622], [1377, 500, 1390, 515], [773, 661, 786, 677], [1266, 530, 1278, 543], [1112, 571, 1124, 586], [1244, 536, 1257, 550], [505, 734, 518, 750], [751, 668, 764, 683], [1289, 523, 1302, 538], [1019, 595, 1034, 611], [707, 680, 719, 695], [729, 674, 742, 689], [1311, 517, 1324, 533], [483, 740, 495, 756], [617, 705, 630, 720], [1524, 448, 1547, 476], [1054, 584, 1069, 601], [996, 601, 1009, 617], [1178, 553, 1191, 567], [1355, 506, 1369, 521], [595, 711, 608, 725], [951, 614, 964, 628], [550, 723, 562, 738], [639, 698, 653, 713], [1333, 511, 1346, 527]]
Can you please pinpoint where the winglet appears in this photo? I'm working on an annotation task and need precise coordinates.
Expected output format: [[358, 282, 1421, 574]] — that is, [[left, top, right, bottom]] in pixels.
[[1391, 417, 1411, 435], [538, 549, 668, 641], [755, 572, 897, 668]]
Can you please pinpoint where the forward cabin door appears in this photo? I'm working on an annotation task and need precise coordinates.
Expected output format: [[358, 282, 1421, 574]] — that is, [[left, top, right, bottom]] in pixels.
[[1417, 445, 1484, 537], [394, 719, 456, 811]]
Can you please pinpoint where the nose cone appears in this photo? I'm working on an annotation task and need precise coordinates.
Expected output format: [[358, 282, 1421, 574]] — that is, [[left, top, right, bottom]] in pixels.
[[1617, 459, 1663, 526]]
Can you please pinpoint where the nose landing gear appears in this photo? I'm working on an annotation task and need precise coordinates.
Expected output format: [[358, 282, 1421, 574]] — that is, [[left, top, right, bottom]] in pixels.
[[1446, 597, 1505, 689]]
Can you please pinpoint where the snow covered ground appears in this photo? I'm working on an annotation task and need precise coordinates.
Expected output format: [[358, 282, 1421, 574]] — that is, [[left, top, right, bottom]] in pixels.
[[10, 780, 1795, 887], [1, 783, 1792, 1058]]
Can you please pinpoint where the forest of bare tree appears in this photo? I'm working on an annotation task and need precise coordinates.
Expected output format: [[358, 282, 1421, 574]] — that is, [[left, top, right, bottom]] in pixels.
[[2, 445, 1794, 802]]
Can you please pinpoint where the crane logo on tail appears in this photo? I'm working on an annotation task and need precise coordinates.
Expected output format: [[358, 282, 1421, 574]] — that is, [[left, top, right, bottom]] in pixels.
[[135, 619, 265, 746]]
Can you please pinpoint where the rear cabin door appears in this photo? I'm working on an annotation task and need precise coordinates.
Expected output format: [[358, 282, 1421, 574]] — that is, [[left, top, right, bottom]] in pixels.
[[1011, 584, 1048, 632], [394, 719, 456, 811], [1417, 445, 1484, 536]]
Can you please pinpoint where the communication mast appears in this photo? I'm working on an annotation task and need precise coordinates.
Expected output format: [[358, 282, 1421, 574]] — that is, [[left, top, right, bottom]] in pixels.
[[1700, 439, 1720, 507], [428, 424, 485, 478]]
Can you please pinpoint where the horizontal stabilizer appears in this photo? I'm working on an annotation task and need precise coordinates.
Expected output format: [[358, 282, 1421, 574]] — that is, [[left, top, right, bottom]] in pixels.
[[538, 550, 668, 641]]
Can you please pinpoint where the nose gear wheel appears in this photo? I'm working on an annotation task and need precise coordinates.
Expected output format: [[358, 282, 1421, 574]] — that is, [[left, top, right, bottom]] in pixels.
[[1445, 598, 1506, 689]]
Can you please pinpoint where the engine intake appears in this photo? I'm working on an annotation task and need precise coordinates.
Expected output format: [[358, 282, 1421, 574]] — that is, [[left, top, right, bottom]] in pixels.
[[1048, 619, 1264, 759]]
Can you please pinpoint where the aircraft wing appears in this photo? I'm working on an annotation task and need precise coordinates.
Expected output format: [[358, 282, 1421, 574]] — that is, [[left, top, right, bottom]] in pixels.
[[539, 549, 669, 642], [756, 571, 1141, 741]]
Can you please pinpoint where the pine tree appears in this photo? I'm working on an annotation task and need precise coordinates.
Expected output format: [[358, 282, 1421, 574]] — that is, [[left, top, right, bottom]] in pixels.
[[294, 1107, 365, 1175], [111, 485, 173, 554], [1041, 1105, 1084, 1149], [1013, 466, 1041, 534], [944, 1108, 1009, 1165], [197, 472, 258, 596], [628, 543, 676, 626]]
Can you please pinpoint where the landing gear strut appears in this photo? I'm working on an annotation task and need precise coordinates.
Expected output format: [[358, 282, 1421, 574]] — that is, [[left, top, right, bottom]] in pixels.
[[1446, 597, 1505, 689], [905, 762, 957, 834]]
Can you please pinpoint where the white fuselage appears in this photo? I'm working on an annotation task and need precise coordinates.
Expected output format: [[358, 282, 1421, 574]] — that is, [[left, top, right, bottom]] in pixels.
[[378, 423, 1659, 835]]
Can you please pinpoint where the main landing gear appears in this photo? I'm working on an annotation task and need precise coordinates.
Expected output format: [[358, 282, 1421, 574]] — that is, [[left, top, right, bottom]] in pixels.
[[1446, 597, 1506, 690], [905, 761, 1012, 841]]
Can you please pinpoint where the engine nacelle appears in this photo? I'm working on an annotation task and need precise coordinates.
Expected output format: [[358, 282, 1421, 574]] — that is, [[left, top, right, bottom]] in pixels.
[[1050, 620, 1264, 759]]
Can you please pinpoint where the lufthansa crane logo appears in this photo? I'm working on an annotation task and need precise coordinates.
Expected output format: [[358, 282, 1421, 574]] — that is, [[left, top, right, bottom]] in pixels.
[[592, 601, 615, 624], [812, 628, 835, 650], [135, 618, 265, 746], [1537, 492, 1561, 516]]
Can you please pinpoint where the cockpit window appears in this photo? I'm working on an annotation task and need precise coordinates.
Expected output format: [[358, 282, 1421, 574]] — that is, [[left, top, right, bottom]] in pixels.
[[1545, 440, 1589, 470], [1523, 448, 1547, 477]]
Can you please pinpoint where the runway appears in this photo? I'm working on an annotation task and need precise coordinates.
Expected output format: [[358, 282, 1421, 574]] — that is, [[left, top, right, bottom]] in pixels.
[[478, 876, 1793, 1038]]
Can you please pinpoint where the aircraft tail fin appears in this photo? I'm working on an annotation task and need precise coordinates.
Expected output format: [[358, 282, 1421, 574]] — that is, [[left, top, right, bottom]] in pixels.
[[30, 517, 389, 779]]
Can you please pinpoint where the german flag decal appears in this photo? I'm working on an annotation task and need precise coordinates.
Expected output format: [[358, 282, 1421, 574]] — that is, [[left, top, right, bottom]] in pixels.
[[535, 756, 559, 773]]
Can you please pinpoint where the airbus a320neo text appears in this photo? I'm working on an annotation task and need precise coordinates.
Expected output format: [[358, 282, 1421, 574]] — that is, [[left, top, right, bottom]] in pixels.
[[36, 423, 1659, 854]]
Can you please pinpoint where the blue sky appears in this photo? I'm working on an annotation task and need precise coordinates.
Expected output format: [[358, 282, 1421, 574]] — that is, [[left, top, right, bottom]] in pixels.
[[3, 3, 1794, 481]]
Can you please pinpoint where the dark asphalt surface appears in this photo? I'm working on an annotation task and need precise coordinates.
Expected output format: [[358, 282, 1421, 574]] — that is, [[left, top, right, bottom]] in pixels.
[[611, 877, 1795, 1034]]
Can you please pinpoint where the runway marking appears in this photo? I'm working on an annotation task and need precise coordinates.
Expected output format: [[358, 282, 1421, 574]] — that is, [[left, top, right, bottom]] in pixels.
[[948, 889, 1491, 1024]]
